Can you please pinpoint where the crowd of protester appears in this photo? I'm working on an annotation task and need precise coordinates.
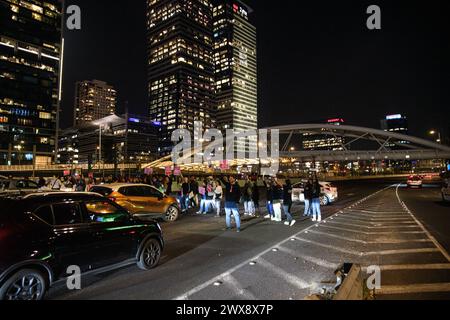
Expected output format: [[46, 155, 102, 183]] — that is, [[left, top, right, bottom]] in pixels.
[[34, 171, 323, 233]]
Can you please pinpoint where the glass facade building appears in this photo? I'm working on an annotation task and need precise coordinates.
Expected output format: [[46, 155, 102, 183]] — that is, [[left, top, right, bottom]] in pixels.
[[213, 0, 257, 138], [74, 80, 117, 126], [302, 118, 346, 151], [147, 0, 216, 155], [0, 0, 62, 166], [381, 114, 409, 148]]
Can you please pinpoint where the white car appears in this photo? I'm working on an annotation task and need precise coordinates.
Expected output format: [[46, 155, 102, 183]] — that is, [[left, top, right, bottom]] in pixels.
[[292, 181, 338, 206], [407, 176, 423, 188]]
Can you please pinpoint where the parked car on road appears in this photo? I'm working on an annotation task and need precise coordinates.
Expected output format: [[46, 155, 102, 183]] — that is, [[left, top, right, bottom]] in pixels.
[[0, 192, 164, 300], [291, 181, 338, 206], [89, 184, 180, 222], [0, 178, 40, 196], [407, 175, 423, 188]]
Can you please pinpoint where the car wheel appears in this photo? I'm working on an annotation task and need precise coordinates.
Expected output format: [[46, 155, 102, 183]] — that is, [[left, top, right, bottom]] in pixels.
[[137, 238, 162, 270], [320, 196, 330, 206], [0, 269, 47, 300], [165, 205, 180, 222]]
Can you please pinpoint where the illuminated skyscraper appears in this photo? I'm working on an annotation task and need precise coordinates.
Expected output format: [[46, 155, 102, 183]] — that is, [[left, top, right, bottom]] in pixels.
[[147, 0, 215, 154], [0, 0, 62, 165], [213, 0, 257, 152], [74, 80, 117, 126]]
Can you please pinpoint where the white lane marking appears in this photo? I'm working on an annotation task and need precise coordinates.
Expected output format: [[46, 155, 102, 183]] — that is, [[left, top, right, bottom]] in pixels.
[[276, 246, 339, 269], [257, 258, 311, 289], [365, 248, 440, 256], [396, 184, 450, 263], [318, 223, 426, 235], [295, 236, 437, 256], [173, 186, 393, 300], [223, 274, 257, 300], [376, 283, 450, 295], [294, 237, 363, 255], [348, 209, 406, 214], [343, 212, 408, 218], [307, 229, 431, 244], [307, 229, 367, 244], [335, 213, 413, 221], [370, 264, 450, 271], [333, 215, 416, 225], [325, 220, 421, 230]]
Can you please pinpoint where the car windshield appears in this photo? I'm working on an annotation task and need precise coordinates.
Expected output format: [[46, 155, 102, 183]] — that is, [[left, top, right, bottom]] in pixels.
[[90, 186, 113, 196]]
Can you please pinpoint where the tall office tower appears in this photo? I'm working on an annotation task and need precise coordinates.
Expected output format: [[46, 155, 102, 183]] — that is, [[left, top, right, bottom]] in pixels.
[[74, 80, 117, 126], [0, 0, 62, 166], [213, 0, 257, 153], [147, 0, 215, 154], [302, 118, 346, 151], [381, 114, 409, 148]]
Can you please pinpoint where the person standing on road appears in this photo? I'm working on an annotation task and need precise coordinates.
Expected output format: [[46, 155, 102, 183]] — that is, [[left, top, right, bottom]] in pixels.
[[221, 176, 242, 232], [303, 178, 313, 217], [180, 177, 191, 213], [252, 180, 260, 216], [213, 180, 223, 217], [272, 178, 283, 223], [283, 179, 296, 226], [263, 178, 274, 220], [242, 177, 255, 216], [311, 176, 322, 222]]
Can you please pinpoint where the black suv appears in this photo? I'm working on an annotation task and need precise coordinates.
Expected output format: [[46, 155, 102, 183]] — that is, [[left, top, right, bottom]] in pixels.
[[0, 192, 164, 300]]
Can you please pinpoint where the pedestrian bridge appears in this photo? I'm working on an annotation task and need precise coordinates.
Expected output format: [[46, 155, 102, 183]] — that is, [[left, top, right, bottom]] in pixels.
[[143, 124, 450, 170]]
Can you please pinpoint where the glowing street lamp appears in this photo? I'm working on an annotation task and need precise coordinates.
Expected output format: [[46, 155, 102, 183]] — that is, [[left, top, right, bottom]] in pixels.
[[429, 130, 442, 144]]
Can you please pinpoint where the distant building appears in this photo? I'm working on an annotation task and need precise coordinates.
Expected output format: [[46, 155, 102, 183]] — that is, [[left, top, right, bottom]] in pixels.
[[380, 114, 409, 148], [59, 114, 161, 165], [0, 0, 62, 166], [302, 118, 346, 151], [213, 0, 258, 153], [74, 80, 116, 126], [147, 0, 215, 155]]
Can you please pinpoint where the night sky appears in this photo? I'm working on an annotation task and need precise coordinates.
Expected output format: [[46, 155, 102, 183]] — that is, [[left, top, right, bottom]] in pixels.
[[61, 0, 450, 139]]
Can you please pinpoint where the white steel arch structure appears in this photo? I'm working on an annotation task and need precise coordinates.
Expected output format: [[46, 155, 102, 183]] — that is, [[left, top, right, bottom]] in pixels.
[[143, 124, 450, 169]]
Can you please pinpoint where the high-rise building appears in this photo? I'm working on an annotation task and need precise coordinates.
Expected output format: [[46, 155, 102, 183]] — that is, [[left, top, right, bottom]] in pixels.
[[381, 114, 409, 148], [147, 0, 215, 154], [302, 118, 346, 151], [74, 80, 117, 126], [59, 113, 161, 165], [0, 0, 62, 166], [213, 0, 257, 135]]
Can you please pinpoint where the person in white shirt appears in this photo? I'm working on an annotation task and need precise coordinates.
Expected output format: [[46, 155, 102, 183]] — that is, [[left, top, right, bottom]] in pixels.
[[213, 180, 223, 217]]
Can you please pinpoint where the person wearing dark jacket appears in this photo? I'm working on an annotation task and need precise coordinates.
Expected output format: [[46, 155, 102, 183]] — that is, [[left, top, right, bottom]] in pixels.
[[271, 178, 284, 222], [242, 177, 255, 216], [220, 176, 241, 232], [180, 177, 191, 212], [311, 176, 322, 222], [252, 181, 260, 216], [303, 179, 313, 217], [283, 179, 296, 226], [263, 179, 274, 219]]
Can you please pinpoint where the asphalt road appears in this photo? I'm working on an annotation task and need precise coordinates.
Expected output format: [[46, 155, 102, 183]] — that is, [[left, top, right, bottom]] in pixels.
[[47, 178, 450, 300]]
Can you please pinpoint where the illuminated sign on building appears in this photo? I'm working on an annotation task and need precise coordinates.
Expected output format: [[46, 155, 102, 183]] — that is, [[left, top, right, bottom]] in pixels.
[[386, 114, 402, 120], [233, 3, 248, 18], [327, 118, 345, 124]]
